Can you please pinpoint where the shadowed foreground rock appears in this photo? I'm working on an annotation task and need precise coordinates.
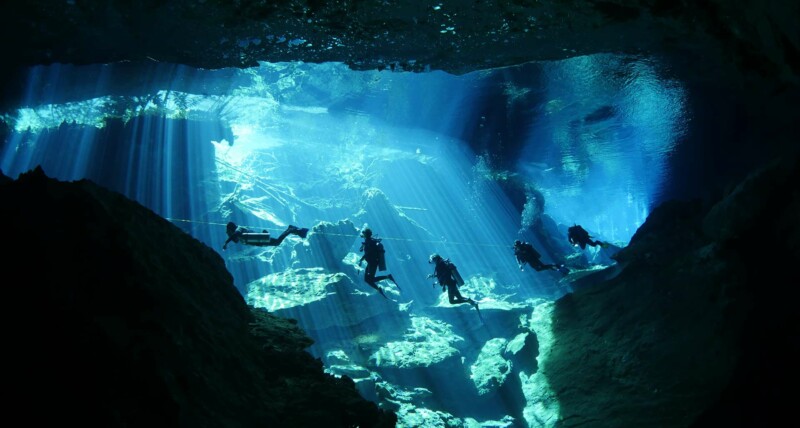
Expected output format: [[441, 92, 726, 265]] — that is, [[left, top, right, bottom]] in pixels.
[[542, 154, 799, 427], [0, 166, 396, 428]]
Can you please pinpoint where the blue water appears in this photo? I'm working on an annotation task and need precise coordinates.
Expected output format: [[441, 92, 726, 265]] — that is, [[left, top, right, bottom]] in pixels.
[[2, 56, 685, 247], [0, 55, 688, 424]]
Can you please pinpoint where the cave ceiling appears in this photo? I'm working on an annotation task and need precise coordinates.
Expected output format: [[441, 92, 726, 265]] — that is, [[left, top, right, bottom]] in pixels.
[[2, 0, 797, 86], [1, 1, 797, 186]]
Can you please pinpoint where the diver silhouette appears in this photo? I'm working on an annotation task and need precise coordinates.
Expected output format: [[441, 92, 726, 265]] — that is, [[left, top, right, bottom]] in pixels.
[[223, 222, 308, 250], [427, 253, 479, 310], [513, 240, 566, 274], [567, 224, 609, 250], [357, 227, 400, 298]]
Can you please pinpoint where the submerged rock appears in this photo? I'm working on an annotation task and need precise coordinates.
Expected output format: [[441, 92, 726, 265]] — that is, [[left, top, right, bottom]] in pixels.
[[0, 166, 397, 427]]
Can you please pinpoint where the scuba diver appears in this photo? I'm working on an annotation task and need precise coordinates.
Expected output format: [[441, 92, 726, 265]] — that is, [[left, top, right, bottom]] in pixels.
[[427, 253, 479, 311], [223, 222, 308, 250], [513, 240, 567, 274], [357, 227, 400, 298], [567, 224, 610, 250]]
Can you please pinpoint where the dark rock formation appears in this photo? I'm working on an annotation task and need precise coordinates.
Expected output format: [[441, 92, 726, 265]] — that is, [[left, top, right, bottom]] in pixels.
[[0, 166, 396, 427], [2, 0, 797, 129], [3, 0, 796, 86], [544, 154, 799, 427]]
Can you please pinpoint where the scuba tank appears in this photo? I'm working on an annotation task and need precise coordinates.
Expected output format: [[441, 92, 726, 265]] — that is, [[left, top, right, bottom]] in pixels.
[[241, 231, 272, 245]]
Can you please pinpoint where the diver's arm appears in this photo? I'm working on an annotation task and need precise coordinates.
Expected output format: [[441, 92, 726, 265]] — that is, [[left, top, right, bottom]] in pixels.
[[223, 230, 244, 250], [428, 267, 437, 286]]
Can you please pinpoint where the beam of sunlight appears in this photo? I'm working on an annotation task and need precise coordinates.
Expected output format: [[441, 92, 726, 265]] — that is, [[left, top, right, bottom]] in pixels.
[[0, 56, 684, 425]]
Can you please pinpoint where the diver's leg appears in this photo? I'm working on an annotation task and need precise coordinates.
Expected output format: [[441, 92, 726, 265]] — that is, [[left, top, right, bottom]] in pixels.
[[448, 284, 470, 305], [451, 296, 473, 305], [447, 284, 460, 304], [365, 264, 387, 298], [368, 283, 387, 298], [268, 228, 293, 246], [531, 260, 548, 271], [535, 260, 558, 270], [373, 274, 399, 295], [289, 225, 309, 238], [590, 239, 609, 248], [365, 264, 377, 283], [373, 274, 399, 291]]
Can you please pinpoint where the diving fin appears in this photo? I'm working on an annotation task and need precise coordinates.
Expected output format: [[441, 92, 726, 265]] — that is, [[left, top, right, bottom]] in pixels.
[[388, 274, 401, 291], [472, 300, 485, 324]]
